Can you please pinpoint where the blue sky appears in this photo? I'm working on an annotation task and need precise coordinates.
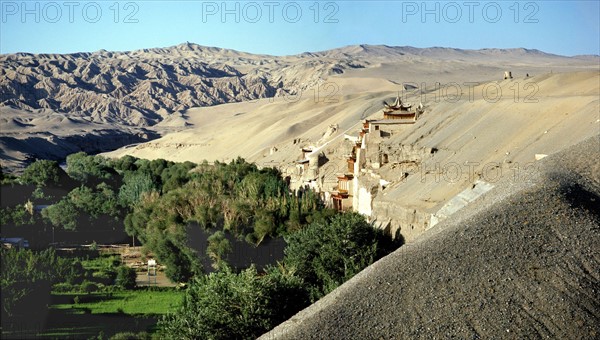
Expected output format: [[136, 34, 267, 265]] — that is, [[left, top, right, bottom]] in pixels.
[[1, 1, 598, 56]]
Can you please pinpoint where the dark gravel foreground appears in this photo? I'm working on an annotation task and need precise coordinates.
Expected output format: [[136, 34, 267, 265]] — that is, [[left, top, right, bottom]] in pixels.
[[260, 136, 600, 340]]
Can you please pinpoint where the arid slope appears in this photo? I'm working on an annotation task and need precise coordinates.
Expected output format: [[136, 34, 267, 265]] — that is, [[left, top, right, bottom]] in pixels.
[[260, 136, 600, 339], [2, 44, 597, 171]]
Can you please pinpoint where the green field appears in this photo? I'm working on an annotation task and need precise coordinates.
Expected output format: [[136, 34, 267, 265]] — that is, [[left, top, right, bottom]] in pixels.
[[2, 289, 186, 338], [52, 289, 184, 315], [2, 289, 179, 339], [81, 254, 121, 272]]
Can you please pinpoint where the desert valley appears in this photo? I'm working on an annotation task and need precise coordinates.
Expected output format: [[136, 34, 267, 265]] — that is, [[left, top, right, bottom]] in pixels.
[[1, 43, 599, 339]]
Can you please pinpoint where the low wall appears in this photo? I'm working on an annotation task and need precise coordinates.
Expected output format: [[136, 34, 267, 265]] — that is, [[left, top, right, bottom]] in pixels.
[[371, 200, 431, 242]]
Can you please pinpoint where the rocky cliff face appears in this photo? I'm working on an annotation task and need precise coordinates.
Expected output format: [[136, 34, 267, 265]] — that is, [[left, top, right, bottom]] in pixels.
[[0, 43, 367, 127], [0, 43, 365, 170], [1, 46, 276, 126]]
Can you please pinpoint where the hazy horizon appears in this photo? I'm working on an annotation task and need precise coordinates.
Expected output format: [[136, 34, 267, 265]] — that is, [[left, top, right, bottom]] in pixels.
[[1, 1, 598, 57], [2, 41, 599, 58]]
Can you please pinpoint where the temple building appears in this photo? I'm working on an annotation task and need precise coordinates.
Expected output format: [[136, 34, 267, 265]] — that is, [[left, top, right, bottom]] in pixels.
[[332, 174, 354, 211], [381, 93, 423, 121]]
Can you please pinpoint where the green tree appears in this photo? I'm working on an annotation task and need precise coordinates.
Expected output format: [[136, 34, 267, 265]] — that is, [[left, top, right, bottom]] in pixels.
[[154, 238, 197, 283], [41, 198, 78, 230], [20, 160, 61, 186], [284, 212, 401, 301], [161, 161, 195, 192], [0, 208, 9, 226], [31, 187, 46, 200], [68, 185, 96, 216], [158, 266, 309, 340], [253, 210, 277, 245], [110, 155, 138, 172], [206, 231, 231, 270], [95, 182, 120, 216], [1, 248, 75, 317], [69, 183, 120, 218], [115, 266, 137, 289], [122, 156, 326, 286], [66, 152, 112, 182], [118, 172, 156, 207], [0, 205, 33, 226]]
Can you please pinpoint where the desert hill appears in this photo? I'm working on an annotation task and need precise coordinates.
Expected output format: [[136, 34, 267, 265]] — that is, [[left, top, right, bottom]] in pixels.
[[2, 43, 595, 126], [1, 43, 279, 126], [259, 135, 600, 339], [1, 43, 597, 171]]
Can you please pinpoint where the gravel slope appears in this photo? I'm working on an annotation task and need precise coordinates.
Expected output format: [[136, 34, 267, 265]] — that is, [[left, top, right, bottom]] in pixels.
[[260, 136, 600, 339]]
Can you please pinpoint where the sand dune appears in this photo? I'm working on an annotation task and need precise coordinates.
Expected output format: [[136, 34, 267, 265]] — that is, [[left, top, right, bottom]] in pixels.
[[106, 70, 598, 171], [376, 71, 599, 213]]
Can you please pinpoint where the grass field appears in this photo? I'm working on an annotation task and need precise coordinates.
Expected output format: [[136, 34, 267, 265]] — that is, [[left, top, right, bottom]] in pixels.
[[3, 311, 160, 339], [52, 288, 184, 315], [2, 254, 182, 339]]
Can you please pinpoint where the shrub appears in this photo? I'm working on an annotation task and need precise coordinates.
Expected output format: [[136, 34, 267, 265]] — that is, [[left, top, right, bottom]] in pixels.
[[52, 282, 76, 293], [80, 281, 99, 294], [115, 266, 137, 289], [92, 269, 117, 282]]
